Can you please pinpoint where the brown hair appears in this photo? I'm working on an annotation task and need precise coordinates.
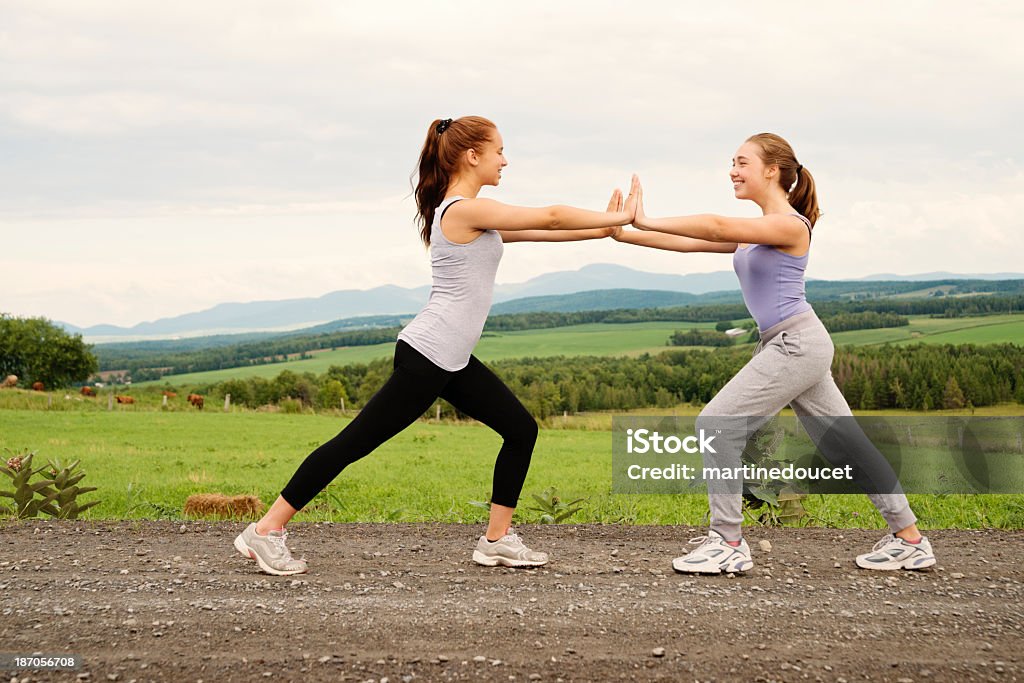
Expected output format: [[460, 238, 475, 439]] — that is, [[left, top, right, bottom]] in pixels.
[[412, 116, 497, 247], [746, 133, 820, 227]]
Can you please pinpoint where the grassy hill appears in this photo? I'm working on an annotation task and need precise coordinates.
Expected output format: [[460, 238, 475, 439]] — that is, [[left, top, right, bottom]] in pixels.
[[134, 313, 1024, 387], [829, 313, 1024, 346], [135, 321, 721, 386]]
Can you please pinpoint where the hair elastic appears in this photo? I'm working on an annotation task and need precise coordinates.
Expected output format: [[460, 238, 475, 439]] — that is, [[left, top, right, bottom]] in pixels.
[[436, 118, 453, 135]]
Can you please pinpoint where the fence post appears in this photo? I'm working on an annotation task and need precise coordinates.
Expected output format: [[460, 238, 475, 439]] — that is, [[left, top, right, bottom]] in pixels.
[[108, 394, 113, 411], [162, 394, 168, 408], [224, 393, 231, 412], [340, 397, 345, 413], [47, 393, 52, 409]]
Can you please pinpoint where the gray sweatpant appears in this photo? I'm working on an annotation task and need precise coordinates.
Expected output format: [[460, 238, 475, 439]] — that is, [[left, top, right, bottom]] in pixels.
[[696, 310, 917, 541]]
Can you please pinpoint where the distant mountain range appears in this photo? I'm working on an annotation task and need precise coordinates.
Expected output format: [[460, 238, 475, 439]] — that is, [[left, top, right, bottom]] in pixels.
[[59, 264, 1024, 341], [855, 271, 1024, 282]]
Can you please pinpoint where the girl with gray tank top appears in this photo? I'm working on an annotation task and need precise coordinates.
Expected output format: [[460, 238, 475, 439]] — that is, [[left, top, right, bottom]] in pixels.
[[234, 115, 638, 575], [613, 133, 936, 575]]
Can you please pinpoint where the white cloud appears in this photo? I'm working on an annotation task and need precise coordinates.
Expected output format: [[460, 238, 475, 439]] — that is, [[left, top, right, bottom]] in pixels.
[[1, 1, 1021, 326]]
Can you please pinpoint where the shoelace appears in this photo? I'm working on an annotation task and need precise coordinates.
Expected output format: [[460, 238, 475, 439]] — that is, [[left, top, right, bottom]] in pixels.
[[871, 534, 896, 552], [504, 530, 524, 545], [688, 535, 717, 547], [267, 531, 291, 556]]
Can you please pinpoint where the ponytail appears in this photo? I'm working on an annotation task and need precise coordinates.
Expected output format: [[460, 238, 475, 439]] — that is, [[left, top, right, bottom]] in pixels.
[[412, 116, 497, 247], [746, 132, 821, 227], [788, 165, 820, 228]]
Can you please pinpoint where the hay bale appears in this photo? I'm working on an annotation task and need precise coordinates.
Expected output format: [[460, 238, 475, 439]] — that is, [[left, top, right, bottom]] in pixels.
[[183, 493, 265, 520]]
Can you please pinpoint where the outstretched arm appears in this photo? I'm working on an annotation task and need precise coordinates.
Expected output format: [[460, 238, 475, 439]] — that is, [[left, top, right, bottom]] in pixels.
[[450, 176, 639, 239], [632, 177, 806, 247], [612, 228, 736, 253], [501, 189, 626, 243]]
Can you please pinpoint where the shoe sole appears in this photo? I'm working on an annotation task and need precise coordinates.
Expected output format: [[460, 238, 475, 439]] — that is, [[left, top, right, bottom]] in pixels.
[[672, 558, 754, 574], [233, 533, 308, 576], [472, 550, 548, 568], [856, 555, 936, 571]]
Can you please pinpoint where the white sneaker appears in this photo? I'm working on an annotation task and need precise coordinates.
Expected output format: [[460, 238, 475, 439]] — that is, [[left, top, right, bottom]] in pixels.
[[233, 523, 308, 576], [472, 529, 549, 568], [855, 534, 936, 571], [672, 530, 754, 574]]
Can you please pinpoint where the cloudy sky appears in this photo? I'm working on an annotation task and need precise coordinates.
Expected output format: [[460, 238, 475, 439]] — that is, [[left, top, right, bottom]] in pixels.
[[2, 1, 1022, 328]]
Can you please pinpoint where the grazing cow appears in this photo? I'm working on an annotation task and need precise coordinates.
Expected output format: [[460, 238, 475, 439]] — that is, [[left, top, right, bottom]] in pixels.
[[80, 386, 96, 397], [2, 375, 16, 388], [115, 395, 135, 404], [187, 393, 204, 410], [162, 391, 177, 398], [31, 381, 44, 391]]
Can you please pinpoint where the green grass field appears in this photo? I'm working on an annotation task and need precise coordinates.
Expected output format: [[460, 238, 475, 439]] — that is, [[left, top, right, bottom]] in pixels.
[[135, 321, 723, 386], [829, 313, 1024, 346], [11, 311, 1021, 528], [2, 409, 1022, 529], [134, 313, 1024, 387]]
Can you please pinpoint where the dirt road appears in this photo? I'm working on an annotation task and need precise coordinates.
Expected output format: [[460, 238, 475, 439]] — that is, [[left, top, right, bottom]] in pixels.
[[1, 522, 1021, 682]]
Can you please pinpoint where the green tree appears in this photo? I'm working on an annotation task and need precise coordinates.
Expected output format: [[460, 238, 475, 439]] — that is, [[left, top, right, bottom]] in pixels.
[[0, 314, 98, 388], [942, 376, 966, 410], [218, 378, 254, 407], [319, 379, 348, 410]]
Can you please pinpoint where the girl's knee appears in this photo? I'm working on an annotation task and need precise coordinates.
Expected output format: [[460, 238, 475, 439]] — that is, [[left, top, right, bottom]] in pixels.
[[697, 401, 746, 433], [503, 412, 538, 446], [521, 415, 539, 444], [695, 410, 716, 434]]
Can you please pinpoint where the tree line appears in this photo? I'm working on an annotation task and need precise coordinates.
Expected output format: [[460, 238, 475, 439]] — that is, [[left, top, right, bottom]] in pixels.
[[98, 292, 1006, 381], [188, 343, 1024, 418], [118, 328, 399, 381], [819, 311, 909, 333], [671, 311, 910, 346]]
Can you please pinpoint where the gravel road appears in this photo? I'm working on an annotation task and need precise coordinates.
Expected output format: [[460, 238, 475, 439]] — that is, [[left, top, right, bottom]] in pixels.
[[1, 521, 1021, 682]]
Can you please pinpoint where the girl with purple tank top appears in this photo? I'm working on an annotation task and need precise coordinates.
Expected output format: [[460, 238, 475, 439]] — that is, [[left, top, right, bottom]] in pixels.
[[234, 116, 639, 575], [613, 133, 936, 575]]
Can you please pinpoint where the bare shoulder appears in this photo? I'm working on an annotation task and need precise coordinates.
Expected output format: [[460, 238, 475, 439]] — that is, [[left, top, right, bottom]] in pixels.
[[440, 198, 494, 243], [761, 212, 808, 227], [769, 212, 811, 255], [444, 197, 503, 219]]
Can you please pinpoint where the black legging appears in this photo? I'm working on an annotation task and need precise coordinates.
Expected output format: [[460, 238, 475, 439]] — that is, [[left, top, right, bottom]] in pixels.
[[280, 340, 539, 511]]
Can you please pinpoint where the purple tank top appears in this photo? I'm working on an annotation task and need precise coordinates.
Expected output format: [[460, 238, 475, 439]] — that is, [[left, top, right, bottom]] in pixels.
[[732, 214, 813, 331]]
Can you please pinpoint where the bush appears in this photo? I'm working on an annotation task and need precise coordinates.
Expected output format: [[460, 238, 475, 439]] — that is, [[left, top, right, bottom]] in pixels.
[[280, 398, 305, 414], [0, 314, 98, 388], [319, 379, 348, 410], [669, 329, 735, 347]]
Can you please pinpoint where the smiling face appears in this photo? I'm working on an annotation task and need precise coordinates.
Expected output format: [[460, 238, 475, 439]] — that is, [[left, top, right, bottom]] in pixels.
[[730, 141, 778, 201], [473, 129, 507, 186]]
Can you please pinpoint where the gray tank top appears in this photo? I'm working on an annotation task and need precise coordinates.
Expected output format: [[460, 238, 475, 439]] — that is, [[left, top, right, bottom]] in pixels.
[[732, 213, 813, 331], [397, 196, 504, 371]]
